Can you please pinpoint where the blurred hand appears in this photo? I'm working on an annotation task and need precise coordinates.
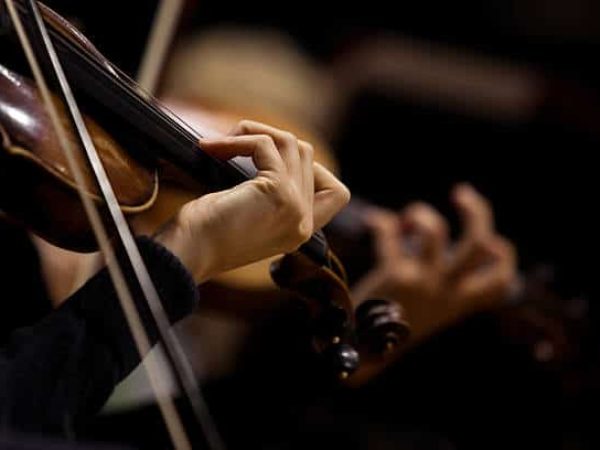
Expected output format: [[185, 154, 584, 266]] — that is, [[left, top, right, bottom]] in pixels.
[[157, 120, 350, 282], [352, 183, 517, 344]]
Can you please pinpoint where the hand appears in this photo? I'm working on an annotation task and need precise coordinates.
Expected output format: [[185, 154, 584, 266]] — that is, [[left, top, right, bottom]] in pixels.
[[352, 184, 517, 344], [156, 120, 350, 282]]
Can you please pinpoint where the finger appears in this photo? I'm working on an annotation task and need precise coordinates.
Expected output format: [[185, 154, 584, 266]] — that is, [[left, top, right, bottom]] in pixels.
[[199, 135, 285, 173], [298, 139, 315, 206], [452, 183, 494, 240], [447, 237, 489, 280], [312, 162, 351, 230], [450, 183, 496, 273], [454, 236, 518, 311], [488, 236, 518, 279], [363, 207, 404, 265], [401, 202, 448, 268], [230, 120, 302, 176]]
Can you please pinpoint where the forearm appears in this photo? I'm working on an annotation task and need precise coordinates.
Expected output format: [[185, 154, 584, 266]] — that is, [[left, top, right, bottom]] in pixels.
[[0, 237, 198, 434]]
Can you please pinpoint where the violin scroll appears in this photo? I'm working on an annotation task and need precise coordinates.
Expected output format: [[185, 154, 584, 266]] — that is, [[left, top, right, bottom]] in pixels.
[[270, 251, 361, 379]]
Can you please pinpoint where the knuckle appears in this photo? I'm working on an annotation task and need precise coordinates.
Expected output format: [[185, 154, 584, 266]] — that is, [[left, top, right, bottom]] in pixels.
[[406, 203, 447, 237], [271, 180, 304, 215], [252, 136, 277, 157], [256, 134, 276, 149], [404, 202, 430, 223], [282, 206, 313, 250], [237, 119, 254, 131], [254, 175, 284, 201], [299, 141, 315, 159], [252, 174, 316, 252], [427, 214, 448, 237], [280, 130, 297, 144], [296, 216, 314, 243]]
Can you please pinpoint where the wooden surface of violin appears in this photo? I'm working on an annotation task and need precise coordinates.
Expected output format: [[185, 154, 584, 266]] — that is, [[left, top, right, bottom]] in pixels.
[[0, 63, 157, 249]]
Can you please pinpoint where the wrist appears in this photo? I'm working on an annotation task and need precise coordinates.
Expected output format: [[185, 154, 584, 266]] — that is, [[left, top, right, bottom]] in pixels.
[[154, 216, 216, 284]]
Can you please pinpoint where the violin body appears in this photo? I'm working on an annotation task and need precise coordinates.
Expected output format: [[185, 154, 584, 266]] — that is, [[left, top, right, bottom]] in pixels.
[[0, 63, 159, 249], [0, 1, 212, 251]]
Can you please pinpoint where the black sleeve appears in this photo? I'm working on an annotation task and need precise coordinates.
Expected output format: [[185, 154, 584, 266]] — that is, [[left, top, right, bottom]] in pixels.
[[0, 237, 198, 435]]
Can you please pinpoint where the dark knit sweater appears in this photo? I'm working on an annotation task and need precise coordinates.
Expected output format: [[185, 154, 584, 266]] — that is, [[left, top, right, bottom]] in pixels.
[[0, 221, 198, 436]]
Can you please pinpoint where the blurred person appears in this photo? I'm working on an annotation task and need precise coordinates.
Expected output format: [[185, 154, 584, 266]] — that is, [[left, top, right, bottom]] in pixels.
[[347, 182, 516, 383], [326, 32, 597, 450]]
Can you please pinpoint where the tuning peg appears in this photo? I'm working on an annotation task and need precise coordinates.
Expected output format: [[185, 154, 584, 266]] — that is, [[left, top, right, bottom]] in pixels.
[[320, 342, 360, 380], [355, 298, 410, 354]]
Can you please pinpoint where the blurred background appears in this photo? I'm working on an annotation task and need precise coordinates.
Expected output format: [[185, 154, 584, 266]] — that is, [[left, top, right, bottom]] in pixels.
[[12, 0, 600, 448]]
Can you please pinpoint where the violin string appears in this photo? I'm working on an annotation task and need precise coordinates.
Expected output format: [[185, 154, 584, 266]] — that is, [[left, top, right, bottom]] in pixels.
[[5, 1, 194, 449], [37, 19, 266, 185], [44, 24, 203, 145]]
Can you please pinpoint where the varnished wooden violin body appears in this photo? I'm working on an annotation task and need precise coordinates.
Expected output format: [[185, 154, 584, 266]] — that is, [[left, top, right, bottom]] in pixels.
[[0, 62, 158, 249]]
